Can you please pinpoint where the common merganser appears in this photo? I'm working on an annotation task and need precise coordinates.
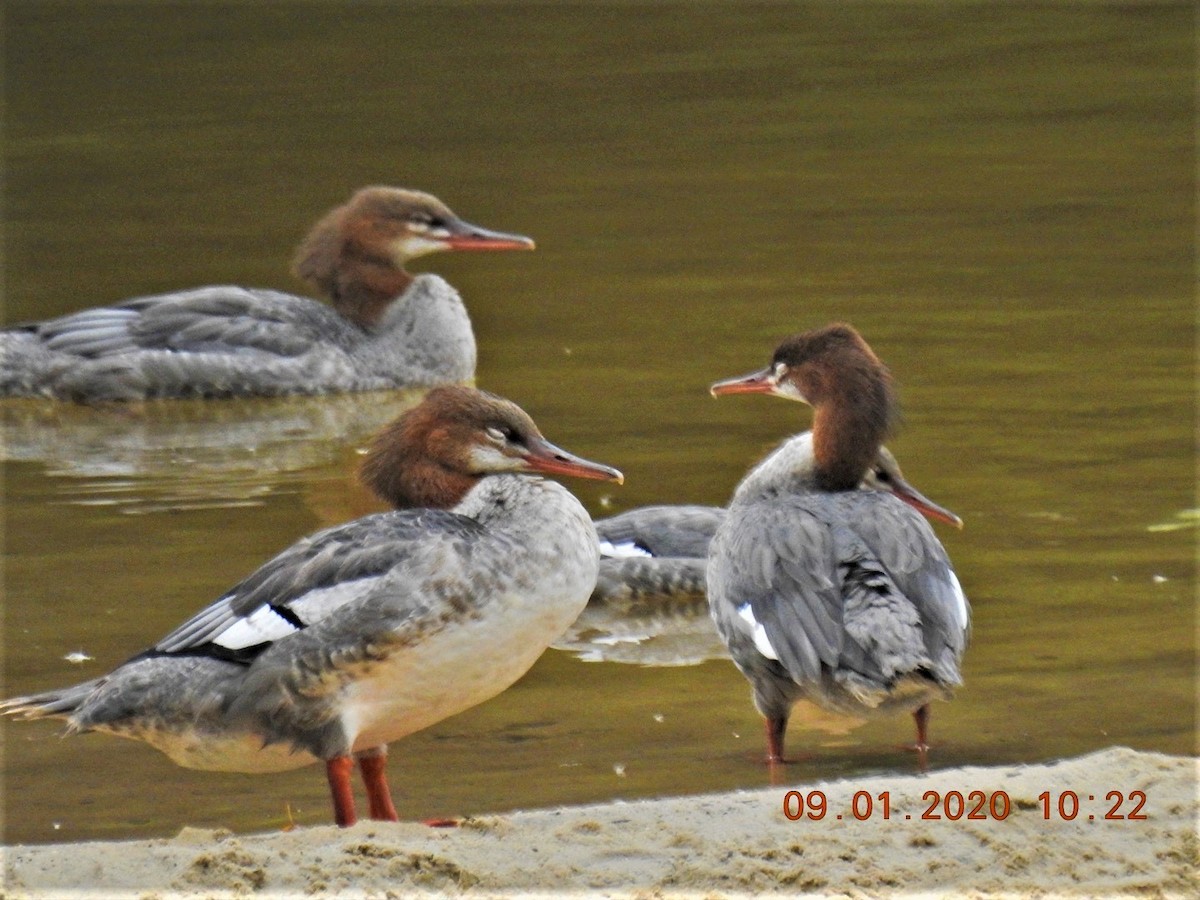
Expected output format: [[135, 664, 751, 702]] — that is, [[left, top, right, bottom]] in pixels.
[[1, 386, 622, 827], [0, 187, 534, 402], [706, 323, 970, 765]]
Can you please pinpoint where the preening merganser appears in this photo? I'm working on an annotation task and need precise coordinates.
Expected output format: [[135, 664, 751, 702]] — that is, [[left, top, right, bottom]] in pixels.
[[1, 386, 622, 827], [706, 323, 970, 765], [0, 187, 534, 402]]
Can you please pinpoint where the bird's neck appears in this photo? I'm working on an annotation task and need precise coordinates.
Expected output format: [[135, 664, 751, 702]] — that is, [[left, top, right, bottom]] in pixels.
[[372, 458, 479, 509], [811, 378, 897, 492], [359, 427, 479, 510], [333, 257, 415, 330]]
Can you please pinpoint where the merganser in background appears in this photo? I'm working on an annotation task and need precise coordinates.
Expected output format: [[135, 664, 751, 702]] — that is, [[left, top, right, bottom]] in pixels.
[[558, 439, 961, 667], [1, 387, 622, 827], [0, 187, 534, 402], [706, 323, 970, 765]]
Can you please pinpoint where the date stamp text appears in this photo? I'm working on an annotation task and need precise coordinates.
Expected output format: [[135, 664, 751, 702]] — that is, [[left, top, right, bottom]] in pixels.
[[782, 789, 1148, 822]]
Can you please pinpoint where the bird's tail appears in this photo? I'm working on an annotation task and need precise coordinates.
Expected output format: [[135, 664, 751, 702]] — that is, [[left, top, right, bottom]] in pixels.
[[0, 679, 102, 723]]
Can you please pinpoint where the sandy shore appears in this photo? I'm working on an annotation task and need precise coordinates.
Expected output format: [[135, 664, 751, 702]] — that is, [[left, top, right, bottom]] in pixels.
[[2, 747, 1195, 898]]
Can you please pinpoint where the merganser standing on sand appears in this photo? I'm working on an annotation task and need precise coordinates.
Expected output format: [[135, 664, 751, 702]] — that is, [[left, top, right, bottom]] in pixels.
[[1, 387, 622, 826], [1, 187, 534, 402], [706, 323, 969, 766]]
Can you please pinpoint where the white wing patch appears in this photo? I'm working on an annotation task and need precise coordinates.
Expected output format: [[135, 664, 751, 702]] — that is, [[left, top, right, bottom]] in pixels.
[[598, 540, 652, 559], [737, 603, 779, 661], [213, 578, 384, 651], [947, 570, 969, 632], [214, 604, 299, 650]]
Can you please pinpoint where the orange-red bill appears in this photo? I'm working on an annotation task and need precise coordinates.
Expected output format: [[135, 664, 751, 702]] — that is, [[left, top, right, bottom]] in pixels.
[[889, 474, 964, 529], [710, 367, 777, 397], [523, 437, 624, 484], [444, 219, 536, 252]]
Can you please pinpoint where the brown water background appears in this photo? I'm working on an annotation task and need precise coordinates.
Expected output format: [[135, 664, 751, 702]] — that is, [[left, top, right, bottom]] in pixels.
[[2, 2, 1194, 846]]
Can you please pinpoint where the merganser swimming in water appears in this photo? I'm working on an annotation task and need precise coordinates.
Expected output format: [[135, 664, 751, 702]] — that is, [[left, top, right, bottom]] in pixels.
[[560, 439, 961, 667], [0, 187, 534, 402], [0, 386, 622, 827], [706, 323, 970, 765]]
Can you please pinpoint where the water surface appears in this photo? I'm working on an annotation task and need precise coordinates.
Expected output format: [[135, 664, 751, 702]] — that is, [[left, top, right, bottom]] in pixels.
[[2, 2, 1193, 845]]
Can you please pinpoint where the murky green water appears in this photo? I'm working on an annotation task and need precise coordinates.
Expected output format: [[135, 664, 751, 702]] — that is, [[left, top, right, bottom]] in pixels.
[[2, 2, 1193, 846]]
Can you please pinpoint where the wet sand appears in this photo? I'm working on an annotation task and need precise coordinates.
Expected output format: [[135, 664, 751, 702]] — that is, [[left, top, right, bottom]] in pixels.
[[3, 747, 1195, 898]]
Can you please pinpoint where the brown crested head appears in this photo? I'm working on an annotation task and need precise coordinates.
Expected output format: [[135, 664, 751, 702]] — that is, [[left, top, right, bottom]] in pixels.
[[291, 186, 535, 330], [359, 386, 622, 510], [772, 323, 898, 490], [711, 323, 899, 492], [765, 323, 889, 403]]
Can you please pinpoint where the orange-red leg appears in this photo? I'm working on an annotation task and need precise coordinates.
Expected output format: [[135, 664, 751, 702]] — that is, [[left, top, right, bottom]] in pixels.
[[358, 752, 399, 822], [766, 716, 790, 764], [913, 704, 930, 750], [912, 705, 931, 773], [326, 756, 358, 827]]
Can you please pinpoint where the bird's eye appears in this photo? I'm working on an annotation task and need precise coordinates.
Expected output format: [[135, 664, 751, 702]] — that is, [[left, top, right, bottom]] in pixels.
[[486, 426, 520, 445], [873, 468, 892, 484], [409, 213, 450, 239], [411, 208, 443, 224]]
